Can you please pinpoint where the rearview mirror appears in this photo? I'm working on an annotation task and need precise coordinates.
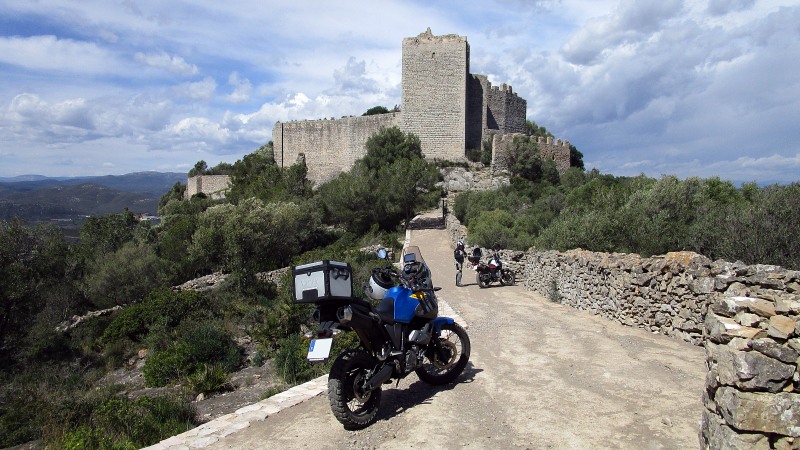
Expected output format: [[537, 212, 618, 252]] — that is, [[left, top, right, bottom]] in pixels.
[[377, 247, 388, 259]]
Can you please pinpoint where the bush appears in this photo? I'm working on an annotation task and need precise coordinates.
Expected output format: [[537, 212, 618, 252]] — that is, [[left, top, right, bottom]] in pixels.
[[142, 321, 239, 387], [273, 333, 314, 385], [188, 363, 231, 395], [56, 395, 196, 449], [101, 289, 211, 344]]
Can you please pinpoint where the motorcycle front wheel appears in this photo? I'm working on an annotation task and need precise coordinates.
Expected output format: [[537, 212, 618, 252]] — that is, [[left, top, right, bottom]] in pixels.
[[477, 273, 489, 288], [328, 350, 382, 430], [500, 269, 516, 286], [415, 322, 471, 385]]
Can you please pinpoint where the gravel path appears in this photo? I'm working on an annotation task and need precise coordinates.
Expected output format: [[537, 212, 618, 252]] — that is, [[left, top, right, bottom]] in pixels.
[[157, 212, 707, 449]]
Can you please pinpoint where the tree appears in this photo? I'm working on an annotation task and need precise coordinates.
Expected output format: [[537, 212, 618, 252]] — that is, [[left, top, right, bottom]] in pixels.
[[381, 158, 441, 228], [317, 127, 439, 233], [78, 209, 141, 265], [363, 106, 389, 116], [188, 199, 320, 286], [0, 220, 70, 363], [228, 151, 311, 203], [83, 241, 171, 308], [360, 126, 423, 172], [569, 144, 585, 170], [526, 120, 553, 138], [188, 160, 208, 177], [158, 182, 186, 214]]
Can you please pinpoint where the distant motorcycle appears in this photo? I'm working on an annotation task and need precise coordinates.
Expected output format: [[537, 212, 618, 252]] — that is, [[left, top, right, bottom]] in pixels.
[[471, 251, 515, 288]]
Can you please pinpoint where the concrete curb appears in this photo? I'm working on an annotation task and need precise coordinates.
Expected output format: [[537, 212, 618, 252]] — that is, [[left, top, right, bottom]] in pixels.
[[145, 216, 467, 449]]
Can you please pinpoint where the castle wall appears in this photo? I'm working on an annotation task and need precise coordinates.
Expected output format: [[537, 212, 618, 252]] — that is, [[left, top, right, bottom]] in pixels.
[[184, 175, 231, 199], [269, 29, 571, 186], [401, 30, 468, 161], [489, 84, 527, 134], [465, 75, 487, 151], [272, 113, 400, 186], [491, 134, 572, 174]]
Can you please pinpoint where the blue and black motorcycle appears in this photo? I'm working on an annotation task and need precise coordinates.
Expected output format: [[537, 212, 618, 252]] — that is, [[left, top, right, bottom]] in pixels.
[[292, 246, 470, 429]]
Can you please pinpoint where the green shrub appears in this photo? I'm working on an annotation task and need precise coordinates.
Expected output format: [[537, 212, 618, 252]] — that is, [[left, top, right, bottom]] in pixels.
[[101, 288, 210, 344], [77, 395, 195, 448], [142, 321, 239, 387], [142, 344, 192, 387], [188, 363, 230, 395], [273, 333, 314, 385]]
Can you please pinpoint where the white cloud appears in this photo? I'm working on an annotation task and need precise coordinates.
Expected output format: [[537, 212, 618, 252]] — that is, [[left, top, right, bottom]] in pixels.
[[225, 72, 252, 104], [0, 35, 122, 74], [172, 77, 217, 100], [0, 0, 797, 183], [134, 51, 199, 75]]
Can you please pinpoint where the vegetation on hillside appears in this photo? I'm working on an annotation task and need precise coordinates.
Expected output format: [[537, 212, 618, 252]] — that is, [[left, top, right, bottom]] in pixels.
[[1, 120, 797, 448], [0, 126, 435, 448], [456, 169, 800, 269]]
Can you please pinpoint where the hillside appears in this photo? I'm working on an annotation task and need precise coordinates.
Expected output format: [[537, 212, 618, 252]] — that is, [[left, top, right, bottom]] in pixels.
[[0, 172, 186, 222]]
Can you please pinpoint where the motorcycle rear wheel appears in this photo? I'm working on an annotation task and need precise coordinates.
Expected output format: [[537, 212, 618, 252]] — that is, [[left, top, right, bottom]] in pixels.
[[415, 322, 471, 385], [328, 350, 382, 430], [477, 273, 489, 288], [500, 269, 516, 286]]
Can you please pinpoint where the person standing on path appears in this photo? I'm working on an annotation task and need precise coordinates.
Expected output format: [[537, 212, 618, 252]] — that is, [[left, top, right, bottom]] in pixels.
[[454, 240, 466, 286]]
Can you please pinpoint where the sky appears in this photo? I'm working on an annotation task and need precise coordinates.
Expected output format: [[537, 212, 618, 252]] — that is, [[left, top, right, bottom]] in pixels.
[[1, 0, 798, 185]]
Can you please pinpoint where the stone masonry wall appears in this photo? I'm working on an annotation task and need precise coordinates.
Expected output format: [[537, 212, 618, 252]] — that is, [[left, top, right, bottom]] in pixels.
[[446, 208, 798, 447], [401, 29, 468, 161], [491, 134, 572, 174], [270, 29, 541, 187], [185, 175, 232, 199], [486, 83, 527, 135], [521, 248, 799, 448], [272, 113, 400, 186]]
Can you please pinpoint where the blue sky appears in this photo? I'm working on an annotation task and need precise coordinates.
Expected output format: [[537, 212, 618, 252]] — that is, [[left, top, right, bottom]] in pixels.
[[1, 0, 798, 184]]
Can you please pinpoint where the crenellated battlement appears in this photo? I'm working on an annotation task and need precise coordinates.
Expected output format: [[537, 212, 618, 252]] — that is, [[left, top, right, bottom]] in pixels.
[[272, 29, 571, 187]]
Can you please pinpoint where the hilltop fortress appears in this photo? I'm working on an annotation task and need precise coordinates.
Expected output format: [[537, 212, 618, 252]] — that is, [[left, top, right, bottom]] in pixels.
[[272, 28, 572, 185]]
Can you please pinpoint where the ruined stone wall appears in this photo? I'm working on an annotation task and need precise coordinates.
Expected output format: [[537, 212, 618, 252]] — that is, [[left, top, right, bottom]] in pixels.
[[272, 113, 400, 186], [401, 29, 468, 161], [485, 83, 527, 135], [491, 134, 572, 174], [184, 175, 231, 199]]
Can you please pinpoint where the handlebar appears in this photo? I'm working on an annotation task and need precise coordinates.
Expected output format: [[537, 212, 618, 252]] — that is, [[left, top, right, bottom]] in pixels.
[[372, 266, 439, 292]]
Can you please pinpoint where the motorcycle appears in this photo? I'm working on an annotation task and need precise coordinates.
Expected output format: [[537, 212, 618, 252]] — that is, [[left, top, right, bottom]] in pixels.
[[472, 251, 515, 288], [292, 247, 470, 430]]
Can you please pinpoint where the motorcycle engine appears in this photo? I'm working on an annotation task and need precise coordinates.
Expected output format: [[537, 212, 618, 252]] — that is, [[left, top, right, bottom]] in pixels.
[[404, 346, 422, 373]]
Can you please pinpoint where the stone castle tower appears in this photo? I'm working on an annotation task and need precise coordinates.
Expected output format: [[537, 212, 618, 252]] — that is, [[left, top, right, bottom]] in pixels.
[[272, 29, 568, 186]]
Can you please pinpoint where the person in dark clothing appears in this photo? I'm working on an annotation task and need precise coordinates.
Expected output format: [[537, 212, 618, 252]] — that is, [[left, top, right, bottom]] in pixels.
[[454, 240, 467, 286]]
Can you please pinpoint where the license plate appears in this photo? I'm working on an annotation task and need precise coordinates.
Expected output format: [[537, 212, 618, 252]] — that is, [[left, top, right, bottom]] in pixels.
[[307, 338, 333, 361]]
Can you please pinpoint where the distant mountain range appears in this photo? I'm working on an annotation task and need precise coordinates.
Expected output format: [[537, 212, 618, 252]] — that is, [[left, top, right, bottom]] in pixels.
[[0, 172, 187, 224]]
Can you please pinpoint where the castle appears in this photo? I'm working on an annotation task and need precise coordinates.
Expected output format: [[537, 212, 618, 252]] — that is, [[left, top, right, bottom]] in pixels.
[[272, 28, 572, 185]]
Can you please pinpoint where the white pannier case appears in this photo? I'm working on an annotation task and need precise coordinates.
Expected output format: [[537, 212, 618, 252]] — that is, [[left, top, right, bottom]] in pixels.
[[292, 260, 353, 304]]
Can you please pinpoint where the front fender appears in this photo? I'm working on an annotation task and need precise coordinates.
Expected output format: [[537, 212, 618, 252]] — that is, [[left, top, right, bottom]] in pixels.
[[432, 317, 454, 332]]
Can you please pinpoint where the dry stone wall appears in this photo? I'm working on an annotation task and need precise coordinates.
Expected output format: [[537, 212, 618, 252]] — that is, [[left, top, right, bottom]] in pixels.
[[447, 209, 798, 447]]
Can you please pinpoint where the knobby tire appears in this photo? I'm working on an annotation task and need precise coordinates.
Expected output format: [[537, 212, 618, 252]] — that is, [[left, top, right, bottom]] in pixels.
[[328, 350, 382, 430]]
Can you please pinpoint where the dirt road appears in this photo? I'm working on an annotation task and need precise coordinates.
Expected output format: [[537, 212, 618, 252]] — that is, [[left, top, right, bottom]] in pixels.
[[207, 214, 706, 449]]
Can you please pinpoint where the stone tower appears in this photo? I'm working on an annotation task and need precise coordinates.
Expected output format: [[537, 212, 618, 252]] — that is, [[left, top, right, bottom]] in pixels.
[[401, 28, 469, 161]]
